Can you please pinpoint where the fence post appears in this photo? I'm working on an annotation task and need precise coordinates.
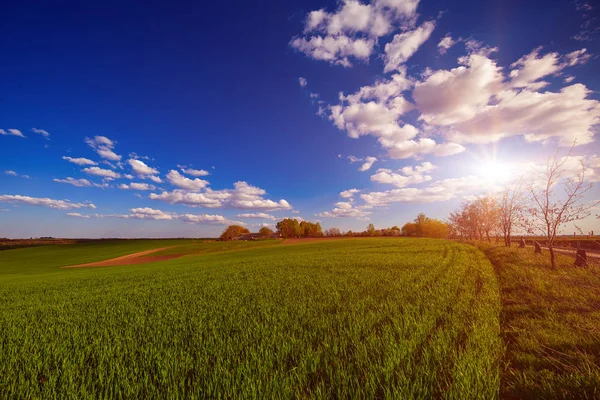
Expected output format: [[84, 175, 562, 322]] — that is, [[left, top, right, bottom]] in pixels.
[[574, 250, 588, 267]]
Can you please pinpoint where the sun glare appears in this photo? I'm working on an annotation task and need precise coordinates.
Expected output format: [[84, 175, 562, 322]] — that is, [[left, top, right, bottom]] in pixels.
[[480, 161, 511, 183]]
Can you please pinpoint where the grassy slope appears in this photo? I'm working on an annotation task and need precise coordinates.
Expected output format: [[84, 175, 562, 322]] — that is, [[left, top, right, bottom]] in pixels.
[[0, 238, 501, 398], [0, 239, 197, 276], [475, 243, 600, 399]]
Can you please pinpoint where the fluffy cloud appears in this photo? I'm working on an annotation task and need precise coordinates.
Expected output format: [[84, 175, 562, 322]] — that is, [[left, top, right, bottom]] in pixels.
[[128, 159, 159, 176], [150, 181, 292, 210], [316, 201, 371, 219], [0, 129, 26, 138], [299, 77, 308, 87], [507, 47, 592, 89], [54, 177, 94, 187], [66, 212, 91, 218], [178, 213, 231, 224], [150, 190, 224, 208], [129, 207, 173, 220], [83, 167, 120, 179], [62, 156, 97, 166], [85, 136, 121, 161], [291, 0, 420, 66], [384, 138, 465, 158], [411, 47, 600, 146], [0, 194, 96, 210], [228, 182, 292, 210], [370, 161, 435, 187], [290, 35, 374, 67], [383, 20, 435, 72], [359, 156, 378, 171], [437, 35, 455, 54], [448, 84, 600, 145], [69, 207, 238, 225], [166, 170, 209, 191], [180, 167, 209, 177], [118, 182, 156, 191], [236, 212, 277, 220], [414, 54, 504, 125], [329, 69, 465, 159], [340, 188, 361, 198], [31, 128, 50, 139]]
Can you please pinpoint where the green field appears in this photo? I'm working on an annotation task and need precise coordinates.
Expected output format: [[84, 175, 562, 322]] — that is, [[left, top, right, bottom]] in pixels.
[[0, 238, 502, 398], [1, 238, 598, 398]]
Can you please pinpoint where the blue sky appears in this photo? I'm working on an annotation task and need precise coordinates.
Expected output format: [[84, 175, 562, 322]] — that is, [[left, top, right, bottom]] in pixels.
[[1, 0, 599, 238]]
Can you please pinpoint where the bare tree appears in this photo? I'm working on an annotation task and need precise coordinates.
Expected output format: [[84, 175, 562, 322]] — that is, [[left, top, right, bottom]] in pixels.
[[498, 180, 526, 247], [525, 145, 599, 268]]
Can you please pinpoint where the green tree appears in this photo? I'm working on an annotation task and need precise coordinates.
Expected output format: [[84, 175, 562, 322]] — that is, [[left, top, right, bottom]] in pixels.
[[276, 218, 301, 238], [402, 222, 417, 236], [367, 223, 375, 236], [258, 226, 274, 237], [219, 225, 249, 241]]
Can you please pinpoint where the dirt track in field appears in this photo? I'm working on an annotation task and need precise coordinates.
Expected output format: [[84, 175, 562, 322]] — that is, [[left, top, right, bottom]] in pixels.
[[62, 247, 182, 268]]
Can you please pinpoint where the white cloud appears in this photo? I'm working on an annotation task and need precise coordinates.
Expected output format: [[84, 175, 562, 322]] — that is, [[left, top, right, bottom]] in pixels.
[[54, 177, 93, 187], [130, 207, 174, 221], [180, 167, 209, 177], [178, 213, 230, 224], [71, 207, 238, 225], [228, 182, 292, 210], [361, 175, 492, 207], [5, 170, 30, 179], [118, 182, 156, 191], [383, 20, 435, 72], [0, 194, 96, 210], [370, 161, 435, 187], [413, 54, 504, 126], [291, 0, 421, 66], [340, 188, 361, 198], [85, 136, 121, 161], [82, 167, 121, 179], [166, 170, 209, 191], [384, 138, 465, 159], [509, 47, 591, 89], [31, 128, 50, 139], [316, 202, 371, 219], [448, 84, 600, 145], [147, 175, 162, 183], [299, 77, 308, 87], [236, 212, 277, 220], [62, 156, 97, 166], [150, 181, 292, 210], [329, 69, 465, 159], [359, 156, 378, 171], [66, 212, 91, 219], [128, 159, 159, 176], [564, 75, 575, 83], [0, 129, 26, 138], [290, 35, 375, 67], [150, 190, 225, 208], [437, 35, 455, 54]]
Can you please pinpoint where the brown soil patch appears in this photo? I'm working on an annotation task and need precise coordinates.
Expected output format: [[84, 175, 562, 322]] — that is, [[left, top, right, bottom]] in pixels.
[[62, 247, 182, 268]]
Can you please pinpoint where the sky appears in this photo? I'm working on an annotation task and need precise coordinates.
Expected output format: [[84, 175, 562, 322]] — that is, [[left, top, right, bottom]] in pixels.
[[1, 0, 599, 238]]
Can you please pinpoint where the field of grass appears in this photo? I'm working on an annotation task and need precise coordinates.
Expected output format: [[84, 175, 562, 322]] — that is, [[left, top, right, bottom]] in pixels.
[[0, 238, 501, 398], [475, 243, 600, 399]]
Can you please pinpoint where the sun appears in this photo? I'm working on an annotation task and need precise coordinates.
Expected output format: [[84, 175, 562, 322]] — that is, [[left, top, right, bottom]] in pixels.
[[480, 161, 511, 183]]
